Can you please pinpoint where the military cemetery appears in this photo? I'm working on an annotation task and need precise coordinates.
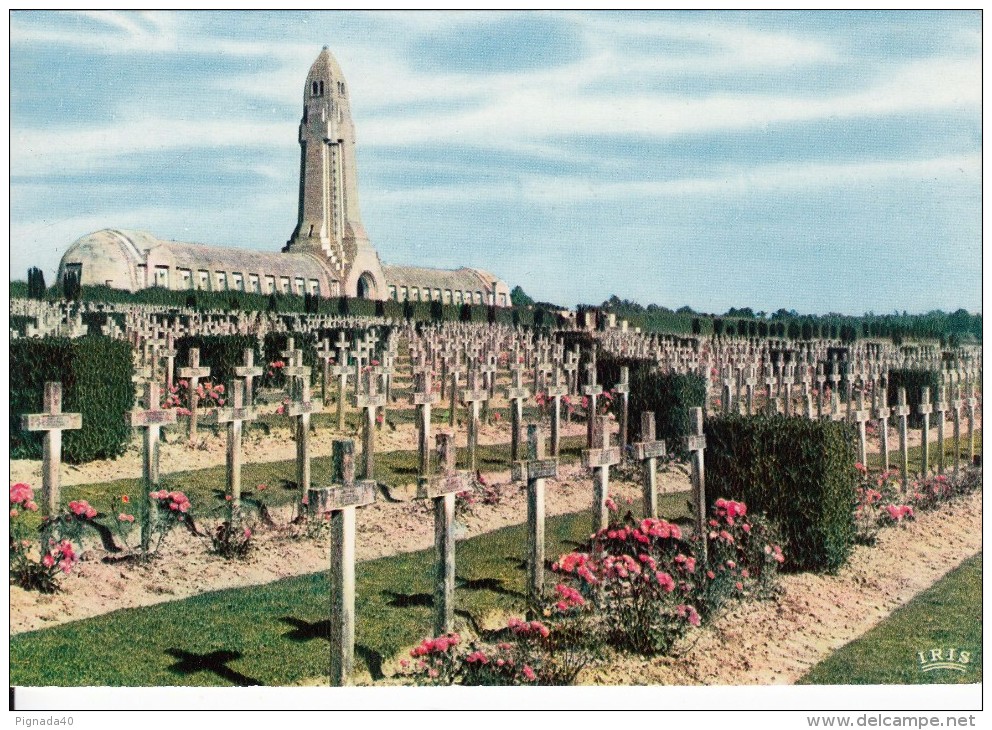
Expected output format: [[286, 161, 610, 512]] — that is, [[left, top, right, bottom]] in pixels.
[[7, 10, 982, 709]]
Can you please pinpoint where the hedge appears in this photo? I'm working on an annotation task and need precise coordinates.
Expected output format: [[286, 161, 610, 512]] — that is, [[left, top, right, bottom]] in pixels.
[[706, 414, 858, 573], [887, 369, 944, 428], [597, 355, 706, 456], [11, 337, 135, 463]]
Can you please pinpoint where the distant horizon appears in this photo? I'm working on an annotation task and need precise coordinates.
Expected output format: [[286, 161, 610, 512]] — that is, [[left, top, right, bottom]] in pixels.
[[9, 11, 981, 315]]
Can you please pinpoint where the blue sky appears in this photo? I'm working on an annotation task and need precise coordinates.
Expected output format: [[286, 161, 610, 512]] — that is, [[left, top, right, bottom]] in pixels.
[[9, 10, 982, 314]]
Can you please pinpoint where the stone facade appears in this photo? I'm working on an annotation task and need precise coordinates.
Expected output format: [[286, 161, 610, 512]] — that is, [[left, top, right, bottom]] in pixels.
[[57, 47, 510, 305]]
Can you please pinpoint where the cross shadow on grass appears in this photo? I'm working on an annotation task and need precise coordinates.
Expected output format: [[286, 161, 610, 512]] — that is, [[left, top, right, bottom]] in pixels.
[[279, 616, 329, 641], [456, 576, 524, 599], [165, 648, 262, 687], [383, 590, 433, 608], [355, 645, 386, 680]]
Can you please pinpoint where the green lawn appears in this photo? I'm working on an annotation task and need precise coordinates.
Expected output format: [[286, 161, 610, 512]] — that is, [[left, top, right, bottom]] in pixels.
[[799, 553, 982, 685], [10, 492, 692, 687]]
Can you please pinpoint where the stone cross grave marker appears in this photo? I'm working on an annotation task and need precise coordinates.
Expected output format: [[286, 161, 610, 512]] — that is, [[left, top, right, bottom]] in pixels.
[[583, 415, 621, 532], [828, 360, 842, 399], [917, 387, 933, 476], [545, 366, 570, 457], [781, 364, 795, 417], [815, 364, 826, 418], [614, 366, 631, 456], [480, 352, 498, 422], [893, 387, 911, 491], [826, 391, 844, 422], [950, 383, 963, 481], [162, 333, 178, 392], [511, 425, 558, 609], [507, 363, 531, 461], [128, 381, 177, 552], [721, 367, 734, 415], [461, 370, 489, 472], [177, 347, 210, 440], [582, 357, 603, 448], [851, 390, 870, 467], [234, 349, 263, 406], [350, 346, 365, 398], [132, 364, 153, 409], [633, 412, 667, 519], [412, 371, 440, 477], [353, 368, 386, 480], [448, 366, 461, 428], [213, 380, 257, 515], [380, 354, 396, 404], [874, 387, 891, 472], [331, 333, 352, 431], [280, 336, 302, 372], [745, 366, 757, 416], [288, 370, 316, 499], [683, 407, 708, 562], [965, 371, 977, 463], [306, 439, 376, 687], [563, 350, 579, 420], [315, 338, 335, 406], [764, 364, 777, 415], [935, 385, 948, 476], [418, 432, 474, 635], [21, 382, 82, 516]]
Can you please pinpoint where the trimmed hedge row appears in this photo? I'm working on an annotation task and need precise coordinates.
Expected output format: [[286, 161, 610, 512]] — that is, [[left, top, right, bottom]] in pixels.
[[597, 355, 706, 455], [33, 283, 561, 326], [10, 338, 135, 463], [887, 368, 944, 428], [705, 414, 858, 573]]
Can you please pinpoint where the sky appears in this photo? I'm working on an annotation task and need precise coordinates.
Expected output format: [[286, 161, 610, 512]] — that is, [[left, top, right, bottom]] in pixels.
[[8, 10, 982, 315]]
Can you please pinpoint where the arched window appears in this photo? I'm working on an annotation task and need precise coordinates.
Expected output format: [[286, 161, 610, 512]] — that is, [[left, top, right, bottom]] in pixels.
[[319, 80, 324, 96], [312, 81, 319, 96]]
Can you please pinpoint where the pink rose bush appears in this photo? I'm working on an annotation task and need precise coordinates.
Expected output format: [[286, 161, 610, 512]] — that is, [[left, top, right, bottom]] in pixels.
[[9, 483, 81, 593], [853, 463, 979, 544], [401, 614, 595, 686], [551, 499, 785, 656]]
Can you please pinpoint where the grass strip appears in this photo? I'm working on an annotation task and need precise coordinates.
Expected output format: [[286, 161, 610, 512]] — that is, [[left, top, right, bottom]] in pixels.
[[799, 553, 982, 685]]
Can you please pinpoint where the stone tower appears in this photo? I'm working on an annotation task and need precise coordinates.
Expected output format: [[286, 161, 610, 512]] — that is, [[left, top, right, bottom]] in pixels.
[[284, 46, 386, 299]]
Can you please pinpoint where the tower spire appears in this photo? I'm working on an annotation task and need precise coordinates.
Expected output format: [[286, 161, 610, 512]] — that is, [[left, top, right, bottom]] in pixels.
[[285, 47, 385, 299]]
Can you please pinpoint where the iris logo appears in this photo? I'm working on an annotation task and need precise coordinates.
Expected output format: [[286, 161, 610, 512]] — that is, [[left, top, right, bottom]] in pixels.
[[917, 648, 971, 673]]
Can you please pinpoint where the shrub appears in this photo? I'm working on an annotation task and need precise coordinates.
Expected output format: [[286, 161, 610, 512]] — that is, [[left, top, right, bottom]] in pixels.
[[550, 498, 784, 656], [706, 414, 858, 572], [696, 498, 785, 617], [211, 520, 255, 560], [9, 483, 78, 594], [10, 337, 134, 463], [401, 612, 598, 686]]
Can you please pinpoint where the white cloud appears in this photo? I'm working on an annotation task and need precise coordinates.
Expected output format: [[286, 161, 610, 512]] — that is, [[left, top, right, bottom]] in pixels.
[[11, 117, 294, 176], [365, 155, 980, 206]]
